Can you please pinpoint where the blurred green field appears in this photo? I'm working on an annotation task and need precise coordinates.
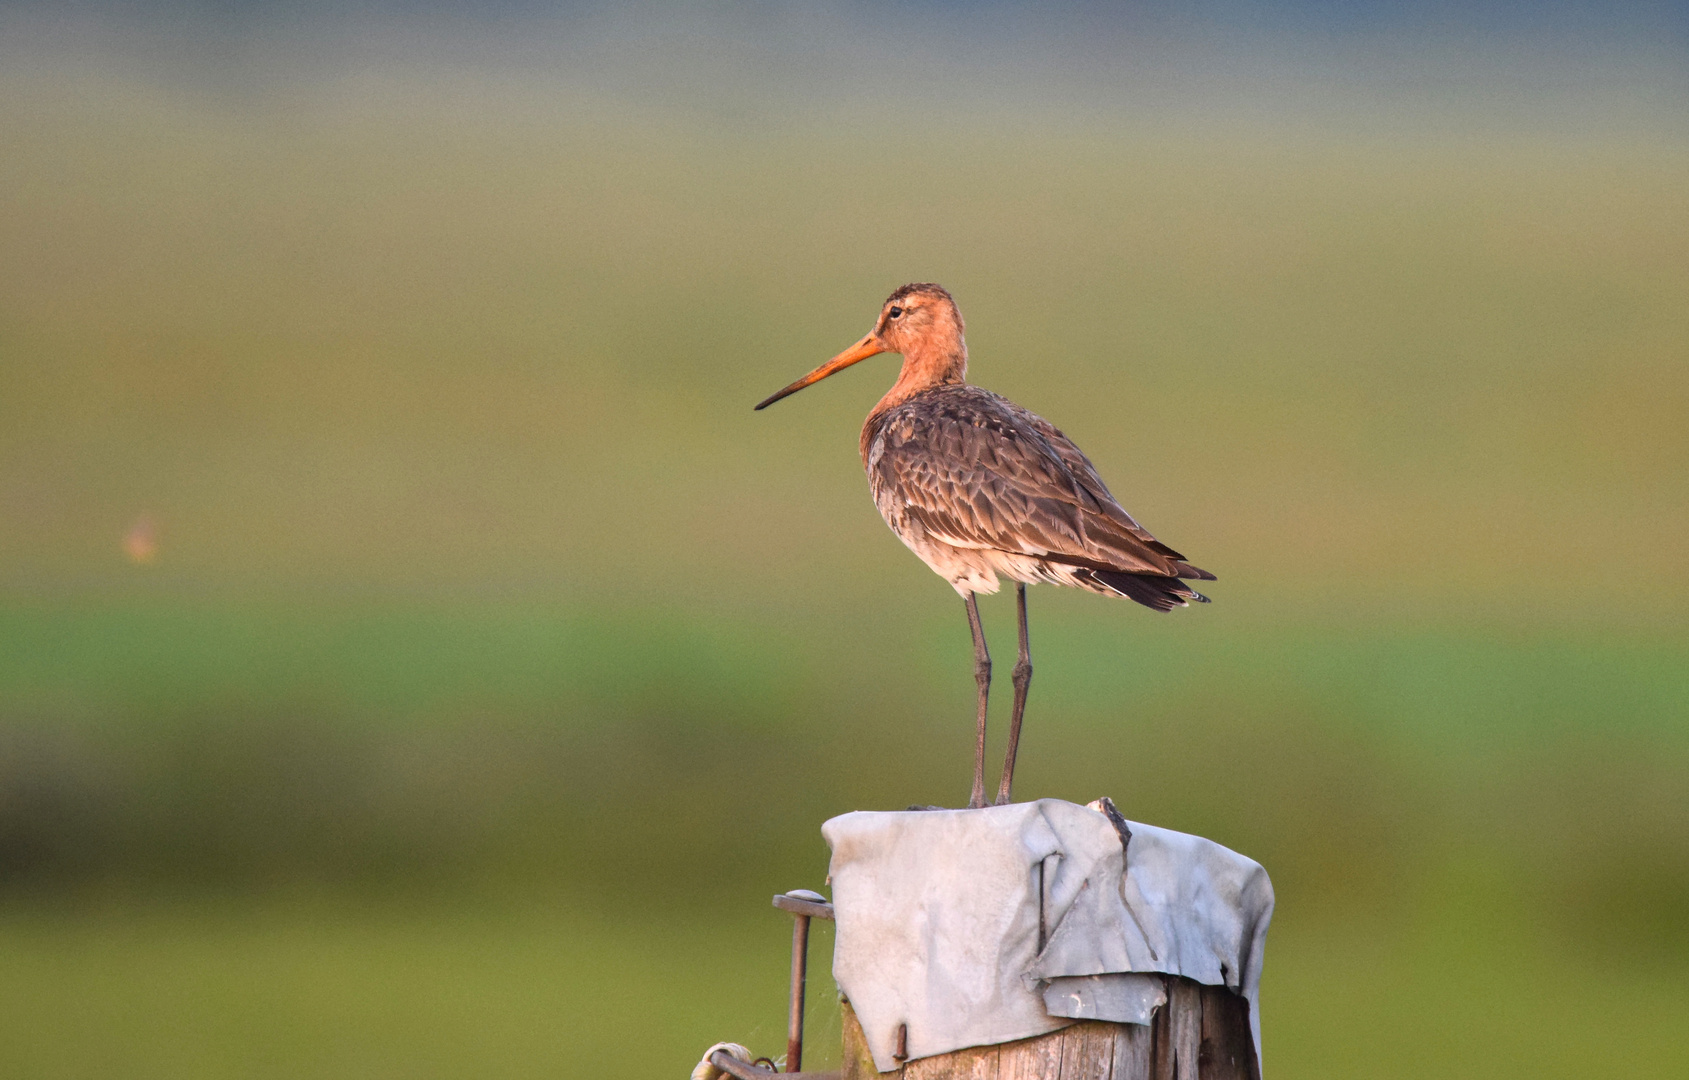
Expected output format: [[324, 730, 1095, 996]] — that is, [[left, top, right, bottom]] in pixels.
[[1, 33, 1687, 1079], [3, 885, 1687, 1079]]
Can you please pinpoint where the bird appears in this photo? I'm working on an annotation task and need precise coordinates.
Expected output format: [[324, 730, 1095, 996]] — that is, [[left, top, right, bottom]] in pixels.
[[756, 283, 1214, 809]]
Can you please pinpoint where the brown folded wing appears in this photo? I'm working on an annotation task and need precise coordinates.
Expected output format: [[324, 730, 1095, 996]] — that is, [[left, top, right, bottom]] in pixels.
[[869, 386, 1214, 582]]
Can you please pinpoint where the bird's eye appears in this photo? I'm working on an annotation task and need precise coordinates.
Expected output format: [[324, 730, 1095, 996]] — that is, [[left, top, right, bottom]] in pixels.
[[888, 306, 903, 319]]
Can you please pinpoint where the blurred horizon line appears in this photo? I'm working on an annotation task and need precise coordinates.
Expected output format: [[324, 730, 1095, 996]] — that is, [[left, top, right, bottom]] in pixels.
[[2, 0, 1685, 139]]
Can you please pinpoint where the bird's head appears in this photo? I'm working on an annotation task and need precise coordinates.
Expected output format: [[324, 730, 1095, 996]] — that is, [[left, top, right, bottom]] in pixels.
[[755, 283, 967, 410], [872, 282, 965, 360]]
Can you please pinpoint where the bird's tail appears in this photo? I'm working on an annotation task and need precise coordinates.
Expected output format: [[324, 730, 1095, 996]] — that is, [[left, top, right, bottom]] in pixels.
[[1082, 568, 1212, 612]]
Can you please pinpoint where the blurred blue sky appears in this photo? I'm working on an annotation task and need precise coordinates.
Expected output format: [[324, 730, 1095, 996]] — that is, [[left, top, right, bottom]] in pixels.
[[2, 0, 1684, 138], [3, 0, 1684, 36]]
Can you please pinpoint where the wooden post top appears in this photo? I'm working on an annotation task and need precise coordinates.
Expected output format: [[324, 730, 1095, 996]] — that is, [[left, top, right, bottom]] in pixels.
[[841, 974, 1258, 1080]]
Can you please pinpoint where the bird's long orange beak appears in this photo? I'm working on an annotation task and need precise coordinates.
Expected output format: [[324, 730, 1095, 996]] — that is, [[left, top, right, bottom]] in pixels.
[[754, 334, 888, 410]]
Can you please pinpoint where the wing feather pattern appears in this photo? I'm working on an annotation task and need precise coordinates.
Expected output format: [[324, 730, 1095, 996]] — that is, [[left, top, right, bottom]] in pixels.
[[867, 386, 1214, 610]]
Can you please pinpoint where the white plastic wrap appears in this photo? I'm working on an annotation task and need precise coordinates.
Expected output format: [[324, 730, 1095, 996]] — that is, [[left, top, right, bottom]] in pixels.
[[823, 799, 1273, 1073]]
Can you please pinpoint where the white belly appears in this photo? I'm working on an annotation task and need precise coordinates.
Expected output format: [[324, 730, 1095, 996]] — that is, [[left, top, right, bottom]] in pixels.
[[875, 498, 1079, 598]]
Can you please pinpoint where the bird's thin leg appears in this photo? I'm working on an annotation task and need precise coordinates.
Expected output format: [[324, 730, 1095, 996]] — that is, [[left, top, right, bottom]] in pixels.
[[964, 592, 991, 810], [995, 583, 1033, 806]]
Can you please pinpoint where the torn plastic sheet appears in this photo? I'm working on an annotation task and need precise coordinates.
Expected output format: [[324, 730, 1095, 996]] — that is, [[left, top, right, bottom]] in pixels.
[[823, 799, 1273, 1073], [1041, 973, 1167, 1024]]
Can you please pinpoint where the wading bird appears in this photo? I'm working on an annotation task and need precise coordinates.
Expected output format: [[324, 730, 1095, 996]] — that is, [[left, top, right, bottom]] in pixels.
[[756, 284, 1213, 809]]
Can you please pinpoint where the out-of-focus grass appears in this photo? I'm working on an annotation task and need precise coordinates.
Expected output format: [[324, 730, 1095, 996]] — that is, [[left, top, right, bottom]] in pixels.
[[1, 889, 1686, 1080], [0, 899, 806, 1079], [1, 601, 1685, 1076], [3, 74, 1686, 616], [3, 600, 1684, 912], [1, 38, 1687, 1079]]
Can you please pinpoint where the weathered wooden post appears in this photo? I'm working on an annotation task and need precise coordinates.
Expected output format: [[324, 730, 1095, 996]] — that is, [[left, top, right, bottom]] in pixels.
[[695, 798, 1272, 1080], [838, 975, 1256, 1079]]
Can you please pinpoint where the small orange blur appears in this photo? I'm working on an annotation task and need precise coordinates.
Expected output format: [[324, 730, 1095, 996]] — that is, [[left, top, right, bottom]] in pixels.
[[123, 516, 159, 564]]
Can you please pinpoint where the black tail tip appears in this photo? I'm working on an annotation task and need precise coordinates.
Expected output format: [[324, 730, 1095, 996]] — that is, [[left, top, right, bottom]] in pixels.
[[1088, 568, 1214, 612]]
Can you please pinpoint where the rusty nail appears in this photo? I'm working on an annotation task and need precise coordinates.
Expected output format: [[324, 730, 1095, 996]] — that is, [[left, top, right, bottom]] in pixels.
[[774, 889, 829, 1073], [894, 1022, 909, 1062]]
